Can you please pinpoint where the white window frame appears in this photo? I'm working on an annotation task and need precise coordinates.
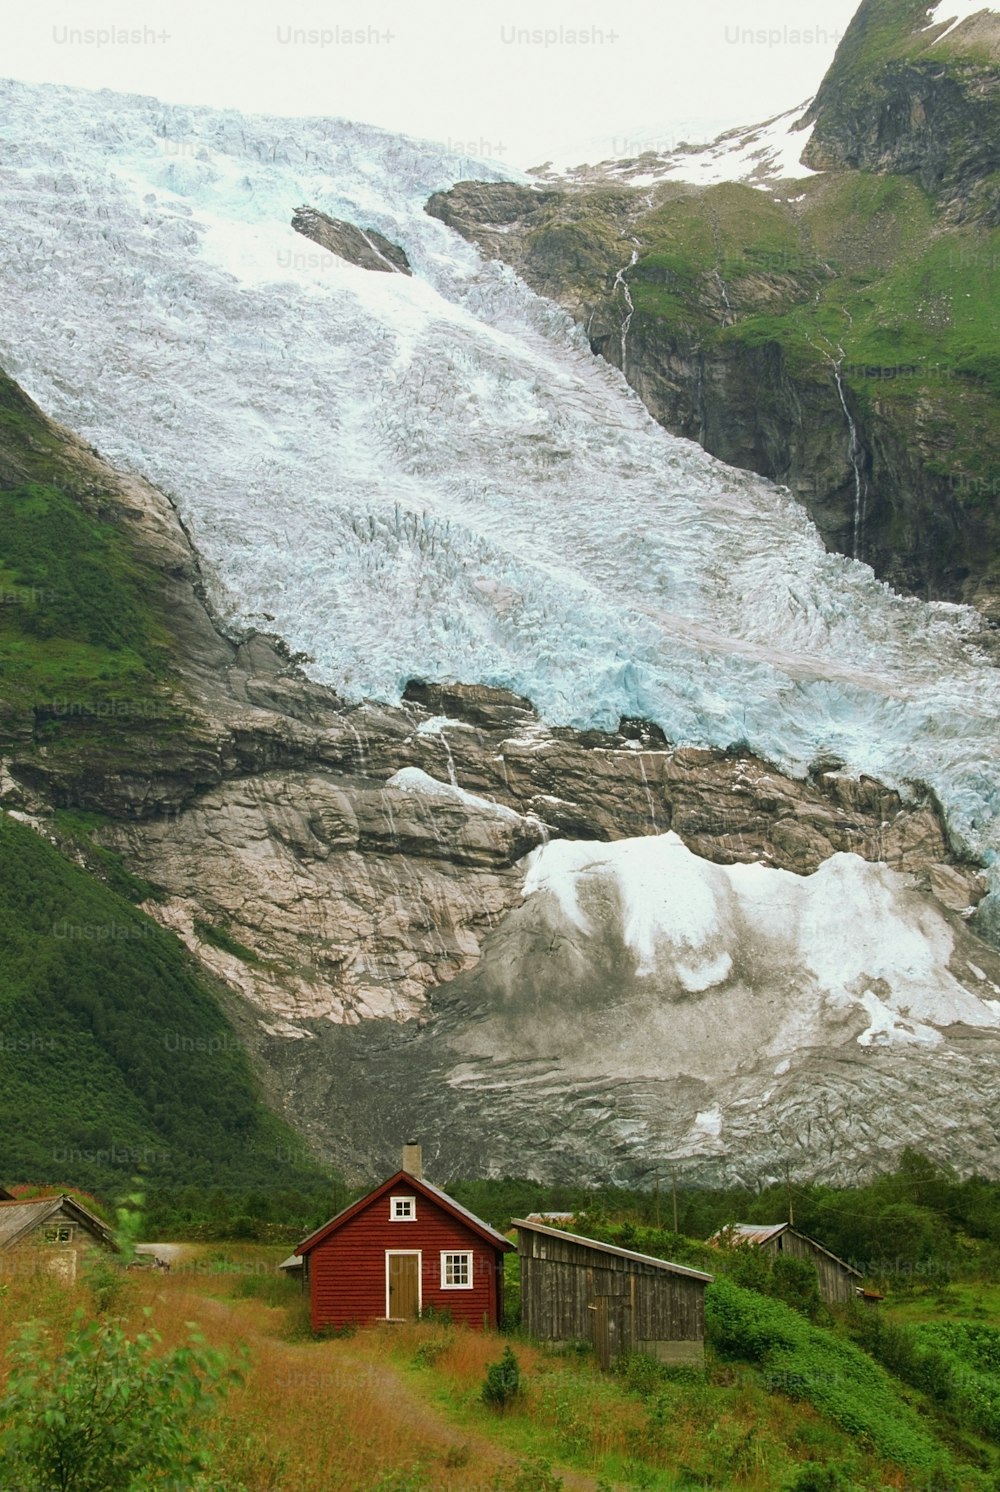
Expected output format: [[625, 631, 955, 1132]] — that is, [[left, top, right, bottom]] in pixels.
[[390, 1195, 416, 1222], [440, 1250, 474, 1290], [385, 1249, 422, 1319]]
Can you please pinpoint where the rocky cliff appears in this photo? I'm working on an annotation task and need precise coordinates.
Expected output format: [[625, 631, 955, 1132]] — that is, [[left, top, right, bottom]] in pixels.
[[803, 0, 1000, 223], [426, 10, 1000, 616], [4, 365, 1000, 1185]]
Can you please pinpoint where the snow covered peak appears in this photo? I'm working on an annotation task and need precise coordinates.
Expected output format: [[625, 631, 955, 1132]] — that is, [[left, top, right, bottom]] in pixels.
[[923, 1, 999, 41], [532, 103, 818, 190]]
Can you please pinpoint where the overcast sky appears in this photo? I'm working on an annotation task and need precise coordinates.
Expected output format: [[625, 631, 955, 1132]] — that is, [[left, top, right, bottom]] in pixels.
[[4, 0, 866, 168]]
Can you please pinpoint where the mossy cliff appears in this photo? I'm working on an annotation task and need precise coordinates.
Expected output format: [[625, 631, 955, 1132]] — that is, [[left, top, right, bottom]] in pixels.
[[426, 0, 1000, 615]]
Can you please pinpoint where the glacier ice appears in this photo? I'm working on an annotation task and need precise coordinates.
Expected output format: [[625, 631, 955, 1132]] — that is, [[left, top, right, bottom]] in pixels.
[[519, 832, 1000, 1047], [1, 78, 999, 923]]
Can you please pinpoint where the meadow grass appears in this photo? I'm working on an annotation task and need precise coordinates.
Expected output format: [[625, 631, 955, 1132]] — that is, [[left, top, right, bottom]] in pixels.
[[0, 1254, 961, 1491]]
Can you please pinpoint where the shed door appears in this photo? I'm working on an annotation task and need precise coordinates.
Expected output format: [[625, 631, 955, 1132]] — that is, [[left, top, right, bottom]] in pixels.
[[387, 1253, 420, 1319], [592, 1290, 634, 1370]]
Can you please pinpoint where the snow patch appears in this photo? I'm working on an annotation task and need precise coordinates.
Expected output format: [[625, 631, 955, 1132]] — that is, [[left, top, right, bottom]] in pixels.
[[693, 1106, 724, 1138], [386, 767, 521, 821], [416, 716, 475, 736], [521, 834, 1000, 1045]]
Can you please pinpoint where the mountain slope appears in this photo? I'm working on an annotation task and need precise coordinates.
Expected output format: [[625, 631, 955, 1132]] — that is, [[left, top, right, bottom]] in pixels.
[[427, 0, 1000, 616], [1, 358, 997, 1185], [803, 0, 1000, 221], [3, 74, 1000, 1183], [0, 809, 328, 1194]]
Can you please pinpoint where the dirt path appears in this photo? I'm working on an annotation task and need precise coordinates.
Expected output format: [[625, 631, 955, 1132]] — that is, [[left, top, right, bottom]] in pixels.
[[169, 1283, 611, 1492]]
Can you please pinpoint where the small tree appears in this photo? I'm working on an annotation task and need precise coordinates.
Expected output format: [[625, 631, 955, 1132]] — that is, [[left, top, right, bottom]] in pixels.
[[482, 1345, 523, 1411], [0, 1311, 242, 1490]]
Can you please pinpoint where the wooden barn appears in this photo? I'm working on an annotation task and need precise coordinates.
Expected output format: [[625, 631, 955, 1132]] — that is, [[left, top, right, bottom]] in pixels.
[[708, 1223, 862, 1305], [514, 1217, 713, 1369], [294, 1145, 513, 1332], [0, 1193, 118, 1282]]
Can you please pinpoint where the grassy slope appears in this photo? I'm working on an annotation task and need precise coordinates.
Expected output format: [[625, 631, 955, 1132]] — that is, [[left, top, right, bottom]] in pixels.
[[0, 1253, 970, 1492], [624, 169, 1000, 506], [0, 369, 189, 777], [0, 810, 328, 1195]]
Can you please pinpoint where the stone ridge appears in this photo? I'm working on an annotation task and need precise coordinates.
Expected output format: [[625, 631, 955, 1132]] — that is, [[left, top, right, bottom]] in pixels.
[[291, 206, 412, 274]]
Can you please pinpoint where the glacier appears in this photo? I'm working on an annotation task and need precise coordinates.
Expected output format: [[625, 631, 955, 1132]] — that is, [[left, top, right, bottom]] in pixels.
[[1, 77, 999, 929]]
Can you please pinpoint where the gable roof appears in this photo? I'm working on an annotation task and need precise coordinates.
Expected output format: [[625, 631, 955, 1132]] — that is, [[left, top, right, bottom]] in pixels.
[[710, 1223, 788, 1247], [707, 1222, 861, 1278], [513, 1218, 713, 1282], [295, 1171, 514, 1257], [0, 1194, 118, 1253]]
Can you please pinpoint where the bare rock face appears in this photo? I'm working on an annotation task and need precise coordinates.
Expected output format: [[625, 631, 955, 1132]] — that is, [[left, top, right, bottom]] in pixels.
[[291, 206, 412, 274]]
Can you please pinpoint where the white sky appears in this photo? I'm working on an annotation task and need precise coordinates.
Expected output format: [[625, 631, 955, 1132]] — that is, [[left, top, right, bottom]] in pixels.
[[4, 0, 869, 168]]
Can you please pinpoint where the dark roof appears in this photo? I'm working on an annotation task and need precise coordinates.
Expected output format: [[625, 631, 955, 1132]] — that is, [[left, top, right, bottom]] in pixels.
[[295, 1171, 514, 1257], [707, 1223, 861, 1278], [513, 1218, 713, 1282], [0, 1194, 118, 1253], [0, 1186, 15, 1202]]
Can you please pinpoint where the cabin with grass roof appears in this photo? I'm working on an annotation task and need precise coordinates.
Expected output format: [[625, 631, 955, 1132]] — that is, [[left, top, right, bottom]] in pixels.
[[0, 1193, 118, 1282]]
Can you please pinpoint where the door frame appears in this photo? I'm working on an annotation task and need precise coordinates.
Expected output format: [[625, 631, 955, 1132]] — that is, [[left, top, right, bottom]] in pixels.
[[385, 1249, 422, 1319]]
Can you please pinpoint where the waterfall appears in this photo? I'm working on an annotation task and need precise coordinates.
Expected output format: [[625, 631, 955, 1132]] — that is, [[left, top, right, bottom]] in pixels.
[[438, 730, 459, 788], [638, 755, 659, 832], [712, 269, 733, 328], [613, 240, 640, 374], [832, 363, 868, 561]]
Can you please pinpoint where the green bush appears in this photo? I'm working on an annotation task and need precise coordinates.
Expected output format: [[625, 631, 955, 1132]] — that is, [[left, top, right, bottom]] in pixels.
[[482, 1345, 523, 1411], [787, 1462, 855, 1492], [706, 1277, 942, 1472], [0, 1311, 242, 1490], [771, 1254, 823, 1321]]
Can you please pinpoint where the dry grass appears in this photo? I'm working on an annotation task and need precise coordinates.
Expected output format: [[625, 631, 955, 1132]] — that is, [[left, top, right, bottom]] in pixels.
[[0, 1254, 923, 1491]]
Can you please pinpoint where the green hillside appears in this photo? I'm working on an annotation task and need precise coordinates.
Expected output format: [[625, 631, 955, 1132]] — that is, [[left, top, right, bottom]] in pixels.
[[0, 807, 327, 1196]]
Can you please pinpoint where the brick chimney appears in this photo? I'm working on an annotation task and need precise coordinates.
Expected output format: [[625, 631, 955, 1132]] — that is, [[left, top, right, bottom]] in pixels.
[[401, 1141, 422, 1179]]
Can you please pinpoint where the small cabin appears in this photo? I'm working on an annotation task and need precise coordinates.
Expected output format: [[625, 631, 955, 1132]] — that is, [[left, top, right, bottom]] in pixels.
[[0, 1193, 118, 1282], [708, 1223, 862, 1305], [514, 1217, 713, 1370], [294, 1145, 513, 1332]]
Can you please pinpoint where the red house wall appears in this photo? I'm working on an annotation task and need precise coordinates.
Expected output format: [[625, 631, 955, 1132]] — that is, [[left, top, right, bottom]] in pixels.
[[308, 1186, 503, 1331]]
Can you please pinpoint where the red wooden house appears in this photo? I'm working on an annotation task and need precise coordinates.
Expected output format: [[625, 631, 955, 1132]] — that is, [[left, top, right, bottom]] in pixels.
[[293, 1145, 513, 1331]]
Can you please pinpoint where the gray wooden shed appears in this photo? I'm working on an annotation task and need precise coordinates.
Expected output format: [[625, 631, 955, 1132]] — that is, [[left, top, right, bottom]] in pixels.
[[708, 1223, 862, 1305], [513, 1218, 713, 1369]]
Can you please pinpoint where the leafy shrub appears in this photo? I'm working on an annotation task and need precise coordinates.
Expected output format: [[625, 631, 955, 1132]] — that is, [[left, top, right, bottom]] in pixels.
[[0, 1311, 242, 1490], [787, 1462, 855, 1492], [413, 1334, 451, 1368], [705, 1277, 942, 1471], [482, 1345, 523, 1411], [771, 1254, 823, 1321], [491, 1457, 563, 1491]]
